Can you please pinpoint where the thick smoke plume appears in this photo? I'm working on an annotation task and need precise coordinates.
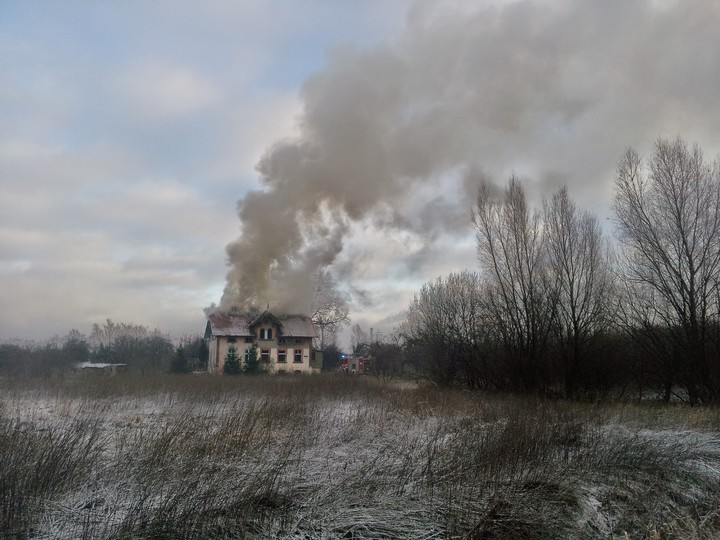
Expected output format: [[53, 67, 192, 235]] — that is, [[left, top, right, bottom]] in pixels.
[[220, 0, 720, 314]]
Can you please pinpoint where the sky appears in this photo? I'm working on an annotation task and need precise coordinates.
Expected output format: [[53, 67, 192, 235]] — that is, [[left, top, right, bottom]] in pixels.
[[2, 0, 720, 344]]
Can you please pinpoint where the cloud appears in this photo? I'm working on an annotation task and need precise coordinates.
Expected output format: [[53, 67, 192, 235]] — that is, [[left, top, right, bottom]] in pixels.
[[0, 134, 238, 339], [115, 62, 220, 121]]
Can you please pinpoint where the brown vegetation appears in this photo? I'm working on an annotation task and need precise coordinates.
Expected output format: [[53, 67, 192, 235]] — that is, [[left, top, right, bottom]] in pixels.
[[2, 374, 719, 539]]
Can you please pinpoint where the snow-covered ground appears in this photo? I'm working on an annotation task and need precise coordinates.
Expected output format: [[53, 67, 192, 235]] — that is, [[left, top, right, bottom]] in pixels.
[[2, 376, 720, 539]]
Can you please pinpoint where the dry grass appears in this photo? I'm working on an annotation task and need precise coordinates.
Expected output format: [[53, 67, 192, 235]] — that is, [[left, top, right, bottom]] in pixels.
[[1, 375, 720, 539]]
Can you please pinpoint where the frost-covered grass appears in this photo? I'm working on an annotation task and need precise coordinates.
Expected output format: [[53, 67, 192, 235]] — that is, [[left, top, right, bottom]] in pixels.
[[1, 375, 720, 539]]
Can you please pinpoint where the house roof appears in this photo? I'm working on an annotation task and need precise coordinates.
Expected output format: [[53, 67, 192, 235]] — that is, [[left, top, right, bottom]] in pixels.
[[248, 310, 283, 330], [75, 362, 127, 369], [279, 316, 318, 338], [207, 311, 318, 338], [206, 312, 254, 336]]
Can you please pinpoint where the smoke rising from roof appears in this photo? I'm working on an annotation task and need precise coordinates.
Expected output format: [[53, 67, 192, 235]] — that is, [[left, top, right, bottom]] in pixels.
[[220, 0, 720, 315]]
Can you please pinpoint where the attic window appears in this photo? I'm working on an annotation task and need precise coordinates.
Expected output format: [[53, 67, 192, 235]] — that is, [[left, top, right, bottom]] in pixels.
[[227, 337, 236, 343], [259, 328, 273, 340]]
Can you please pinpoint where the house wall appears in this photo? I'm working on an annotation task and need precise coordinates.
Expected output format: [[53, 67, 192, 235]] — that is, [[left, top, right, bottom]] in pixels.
[[272, 336, 314, 374], [208, 335, 254, 374]]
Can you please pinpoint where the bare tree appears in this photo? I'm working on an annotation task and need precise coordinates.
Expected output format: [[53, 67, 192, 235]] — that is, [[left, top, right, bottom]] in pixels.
[[545, 187, 613, 397], [89, 319, 152, 352], [614, 137, 720, 404], [406, 272, 478, 385], [350, 324, 370, 356], [310, 270, 350, 350], [614, 280, 681, 402], [369, 343, 403, 381], [89, 319, 173, 374], [473, 177, 556, 393], [439, 271, 493, 389], [406, 271, 492, 387]]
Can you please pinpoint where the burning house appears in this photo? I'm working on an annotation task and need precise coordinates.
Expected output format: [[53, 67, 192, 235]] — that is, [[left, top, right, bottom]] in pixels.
[[205, 309, 321, 374]]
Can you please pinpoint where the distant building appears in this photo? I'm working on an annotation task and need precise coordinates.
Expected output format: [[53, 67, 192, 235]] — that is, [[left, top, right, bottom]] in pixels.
[[205, 310, 320, 374], [75, 362, 128, 375]]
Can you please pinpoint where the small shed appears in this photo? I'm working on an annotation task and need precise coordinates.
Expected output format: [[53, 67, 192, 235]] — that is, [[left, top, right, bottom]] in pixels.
[[75, 362, 128, 375]]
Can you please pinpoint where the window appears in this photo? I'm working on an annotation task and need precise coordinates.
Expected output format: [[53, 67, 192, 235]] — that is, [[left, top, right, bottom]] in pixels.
[[261, 349, 270, 363], [244, 337, 253, 343], [294, 338, 303, 344], [259, 328, 273, 340], [278, 337, 287, 344], [294, 349, 303, 363], [227, 337, 236, 343], [278, 349, 287, 363]]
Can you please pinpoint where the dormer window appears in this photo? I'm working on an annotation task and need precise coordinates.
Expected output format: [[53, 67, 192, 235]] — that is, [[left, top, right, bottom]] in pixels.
[[259, 328, 273, 340]]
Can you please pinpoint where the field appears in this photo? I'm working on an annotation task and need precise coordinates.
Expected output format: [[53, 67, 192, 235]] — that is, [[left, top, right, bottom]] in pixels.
[[2, 375, 720, 539]]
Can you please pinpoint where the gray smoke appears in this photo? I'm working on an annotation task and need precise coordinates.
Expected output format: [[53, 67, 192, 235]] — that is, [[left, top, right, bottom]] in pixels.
[[220, 0, 720, 313]]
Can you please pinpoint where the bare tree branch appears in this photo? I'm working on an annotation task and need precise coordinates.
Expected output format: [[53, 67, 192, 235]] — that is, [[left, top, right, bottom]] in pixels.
[[614, 137, 720, 403]]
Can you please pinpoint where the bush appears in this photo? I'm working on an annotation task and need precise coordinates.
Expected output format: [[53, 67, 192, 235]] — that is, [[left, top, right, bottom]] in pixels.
[[0, 412, 103, 535]]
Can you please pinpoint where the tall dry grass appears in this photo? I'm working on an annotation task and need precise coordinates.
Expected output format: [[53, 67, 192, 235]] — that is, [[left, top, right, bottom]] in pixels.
[[1, 374, 719, 539]]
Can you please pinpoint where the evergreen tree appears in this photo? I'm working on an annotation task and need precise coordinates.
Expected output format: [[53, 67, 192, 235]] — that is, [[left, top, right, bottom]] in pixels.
[[223, 345, 242, 375], [177, 335, 210, 371], [196, 339, 209, 370], [243, 344, 260, 374], [170, 346, 190, 373]]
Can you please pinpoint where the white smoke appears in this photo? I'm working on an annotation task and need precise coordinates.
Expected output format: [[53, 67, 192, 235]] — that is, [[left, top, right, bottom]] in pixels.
[[220, 0, 720, 314]]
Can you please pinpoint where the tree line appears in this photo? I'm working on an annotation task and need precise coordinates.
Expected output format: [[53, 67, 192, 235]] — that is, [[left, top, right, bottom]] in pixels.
[[402, 137, 720, 404], [0, 319, 208, 377]]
